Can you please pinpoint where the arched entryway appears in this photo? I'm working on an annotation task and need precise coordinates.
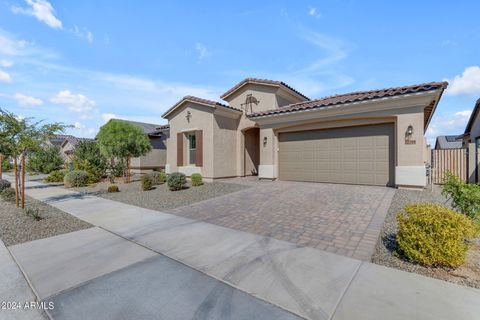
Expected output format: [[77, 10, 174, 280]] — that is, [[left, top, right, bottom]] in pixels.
[[243, 127, 260, 176]]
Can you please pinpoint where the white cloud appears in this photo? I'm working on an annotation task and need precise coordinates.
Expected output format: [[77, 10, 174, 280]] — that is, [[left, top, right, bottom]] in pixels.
[[426, 110, 472, 145], [0, 70, 11, 82], [195, 43, 212, 61], [445, 66, 480, 96], [0, 32, 28, 56], [13, 93, 43, 106], [301, 30, 348, 71], [101, 113, 117, 123], [308, 7, 322, 19], [72, 26, 94, 43], [0, 60, 14, 67], [12, 0, 62, 29], [441, 39, 457, 47], [74, 121, 85, 129], [50, 90, 96, 114]]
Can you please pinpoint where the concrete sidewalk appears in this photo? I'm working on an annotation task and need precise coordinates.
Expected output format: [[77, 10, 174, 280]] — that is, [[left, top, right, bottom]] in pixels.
[[6, 176, 480, 320]]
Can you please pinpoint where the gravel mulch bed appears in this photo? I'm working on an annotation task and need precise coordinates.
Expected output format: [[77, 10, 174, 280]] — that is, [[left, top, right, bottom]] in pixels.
[[73, 179, 249, 212], [0, 196, 92, 247], [372, 185, 480, 288]]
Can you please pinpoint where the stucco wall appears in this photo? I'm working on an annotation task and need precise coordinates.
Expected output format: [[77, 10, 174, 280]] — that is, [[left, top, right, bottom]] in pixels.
[[244, 128, 259, 175], [213, 114, 238, 178], [470, 113, 480, 143], [166, 103, 215, 178]]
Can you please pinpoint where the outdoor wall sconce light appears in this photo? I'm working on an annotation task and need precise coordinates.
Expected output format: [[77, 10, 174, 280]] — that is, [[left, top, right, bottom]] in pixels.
[[405, 125, 416, 144], [186, 111, 191, 123], [263, 136, 268, 146]]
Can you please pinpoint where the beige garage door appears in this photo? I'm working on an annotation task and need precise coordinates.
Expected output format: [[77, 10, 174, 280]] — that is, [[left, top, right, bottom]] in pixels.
[[278, 123, 394, 186]]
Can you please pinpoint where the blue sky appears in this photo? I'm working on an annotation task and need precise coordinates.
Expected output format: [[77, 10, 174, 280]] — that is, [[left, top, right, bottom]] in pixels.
[[0, 1, 479, 144]]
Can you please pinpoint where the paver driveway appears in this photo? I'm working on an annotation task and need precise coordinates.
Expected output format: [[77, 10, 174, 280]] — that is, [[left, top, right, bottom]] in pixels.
[[168, 180, 395, 260]]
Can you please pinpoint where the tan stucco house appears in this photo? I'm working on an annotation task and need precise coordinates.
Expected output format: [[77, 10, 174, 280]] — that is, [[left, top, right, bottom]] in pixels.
[[47, 134, 93, 162], [460, 98, 480, 183], [163, 78, 447, 188]]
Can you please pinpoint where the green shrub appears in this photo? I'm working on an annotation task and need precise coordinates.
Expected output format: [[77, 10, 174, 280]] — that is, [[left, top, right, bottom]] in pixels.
[[110, 161, 126, 177], [107, 184, 119, 193], [167, 172, 186, 191], [396, 203, 477, 268], [44, 170, 66, 183], [25, 207, 42, 221], [2, 158, 13, 171], [72, 141, 108, 181], [442, 172, 480, 220], [190, 173, 203, 186], [1, 187, 16, 202], [0, 179, 11, 192], [26, 145, 64, 174], [148, 171, 166, 185], [141, 175, 153, 191], [64, 170, 88, 188]]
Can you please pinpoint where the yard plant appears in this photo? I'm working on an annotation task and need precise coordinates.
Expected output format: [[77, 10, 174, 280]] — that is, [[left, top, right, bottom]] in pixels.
[[72, 140, 108, 183], [64, 170, 89, 188], [148, 171, 166, 185], [0, 179, 11, 192], [167, 172, 186, 191], [141, 175, 153, 191], [190, 173, 203, 186], [442, 172, 480, 221], [1, 187, 16, 202], [26, 145, 64, 174], [396, 203, 477, 268], [44, 170, 67, 183], [107, 184, 119, 193]]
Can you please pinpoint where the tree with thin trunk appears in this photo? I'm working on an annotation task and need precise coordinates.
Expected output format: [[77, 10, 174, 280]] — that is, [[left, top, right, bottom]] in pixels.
[[0, 108, 68, 208], [96, 120, 151, 183]]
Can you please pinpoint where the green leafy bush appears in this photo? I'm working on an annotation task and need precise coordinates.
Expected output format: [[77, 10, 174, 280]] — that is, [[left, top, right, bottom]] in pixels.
[[26, 145, 64, 174], [2, 158, 13, 171], [141, 175, 153, 191], [397, 203, 477, 268], [1, 187, 16, 202], [442, 172, 480, 220], [64, 170, 88, 188], [190, 173, 203, 186], [0, 179, 11, 192], [111, 161, 126, 177], [73, 141, 108, 183], [148, 171, 166, 185], [25, 207, 42, 221], [167, 172, 186, 191], [44, 170, 66, 183], [107, 184, 119, 193]]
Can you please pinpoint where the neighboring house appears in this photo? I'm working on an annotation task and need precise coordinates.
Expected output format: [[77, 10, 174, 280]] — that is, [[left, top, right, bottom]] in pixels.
[[107, 119, 169, 172], [47, 134, 93, 162], [434, 135, 463, 150], [163, 78, 447, 188], [460, 98, 480, 183]]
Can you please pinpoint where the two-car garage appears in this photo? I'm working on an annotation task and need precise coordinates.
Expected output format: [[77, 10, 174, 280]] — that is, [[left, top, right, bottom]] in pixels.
[[278, 123, 395, 186]]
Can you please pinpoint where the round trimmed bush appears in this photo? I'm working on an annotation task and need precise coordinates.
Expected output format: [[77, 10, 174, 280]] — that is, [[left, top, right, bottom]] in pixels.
[[64, 170, 88, 188], [190, 173, 203, 187], [167, 172, 186, 191], [107, 184, 119, 193], [141, 175, 153, 191], [0, 179, 11, 192], [396, 203, 477, 268], [44, 170, 66, 183], [1, 187, 16, 202], [148, 171, 167, 185]]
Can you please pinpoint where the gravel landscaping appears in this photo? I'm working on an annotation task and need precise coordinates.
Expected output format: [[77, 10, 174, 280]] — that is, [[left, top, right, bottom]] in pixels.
[[372, 185, 480, 288], [0, 196, 92, 247], [73, 179, 249, 211]]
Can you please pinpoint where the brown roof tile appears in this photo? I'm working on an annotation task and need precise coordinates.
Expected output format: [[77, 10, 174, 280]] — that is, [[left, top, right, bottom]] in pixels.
[[220, 78, 310, 100], [248, 81, 448, 118]]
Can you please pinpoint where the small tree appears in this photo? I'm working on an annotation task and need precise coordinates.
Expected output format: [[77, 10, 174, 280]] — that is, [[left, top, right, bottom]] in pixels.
[[0, 108, 68, 208], [96, 120, 151, 183], [26, 145, 64, 174], [72, 140, 108, 182]]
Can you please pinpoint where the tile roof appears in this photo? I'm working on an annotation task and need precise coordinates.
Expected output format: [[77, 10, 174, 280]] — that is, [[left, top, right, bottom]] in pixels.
[[220, 78, 310, 100], [109, 119, 168, 136], [162, 95, 241, 118], [50, 134, 93, 148], [435, 135, 463, 149], [248, 81, 448, 118]]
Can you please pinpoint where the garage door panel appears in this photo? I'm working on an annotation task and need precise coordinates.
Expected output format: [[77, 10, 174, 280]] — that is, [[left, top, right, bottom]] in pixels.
[[279, 123, 394, 186]]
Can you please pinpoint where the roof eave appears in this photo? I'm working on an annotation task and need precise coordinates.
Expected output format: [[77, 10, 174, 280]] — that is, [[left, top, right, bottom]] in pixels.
[[464, 98, 480, 134]]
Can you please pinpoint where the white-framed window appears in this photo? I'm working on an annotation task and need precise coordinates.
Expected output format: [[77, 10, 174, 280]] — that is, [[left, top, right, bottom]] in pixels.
[[188, 133, 196, 165]]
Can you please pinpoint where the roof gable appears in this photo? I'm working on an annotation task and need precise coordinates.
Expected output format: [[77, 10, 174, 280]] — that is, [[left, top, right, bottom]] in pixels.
[[464, 98, 480, 134], [220, 78, 309, 101], [162, 96, 241, 119]]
